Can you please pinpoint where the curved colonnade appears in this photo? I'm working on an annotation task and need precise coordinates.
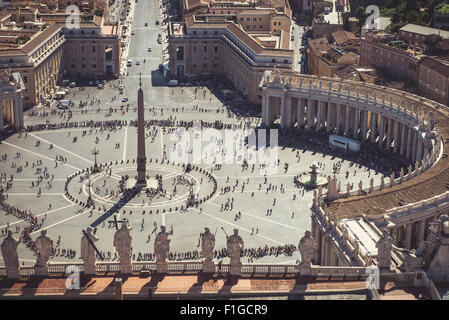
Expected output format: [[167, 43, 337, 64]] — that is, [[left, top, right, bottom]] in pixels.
[[260, 70, 449, 264]]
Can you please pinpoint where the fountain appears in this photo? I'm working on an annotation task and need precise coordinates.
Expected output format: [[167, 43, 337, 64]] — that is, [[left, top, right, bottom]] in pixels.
[[296, 161, 328, 189]]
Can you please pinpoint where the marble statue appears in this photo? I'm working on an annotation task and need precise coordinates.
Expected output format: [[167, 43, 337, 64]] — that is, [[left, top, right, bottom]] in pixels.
[[34, 230, 53, 275], [81, 227, 99, 275], [114, 223, 133, 274], [346, 182, 351, 195], [380, 175, 385, 190], [201, 227, 215, 273], [154, 225, 173, 273], [227, 229, 244, 275], [1, 230, 19, 279], [369, 178, 374, 193], [299, 231, 317, 267], [376, 231, 394, 271]]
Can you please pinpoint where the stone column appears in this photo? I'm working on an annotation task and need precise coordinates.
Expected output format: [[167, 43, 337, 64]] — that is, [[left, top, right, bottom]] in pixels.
[[261, 93, 267, 125], [378, 115, 384, 148], [316, 100, 323, 132], [266, 96, 273, 127], [13, 97, 20, 129], [0, 98, 4, 132], [362, 110, 368, 142], [297, 98, 305, 128], [344, 105, 350, 136], [280, 95, 287, 128], [406, 127, 413, 160], [315, 228, 322, 264], [326, 102, 332, 133], [370, 112, 377, 143], [417, 140, 424, 163], [417, 219, 426, 246], [321, 236, 327, 266], [400, 124, 407, 157], [386, 118, 393, 151], [16, 95, 23, 129], [393, 120, 400, 153], [404, 224, 412, 250], [411, 130, 418, 163], [353, 107, 359, 139], [336, 104, 341, 134], [307, 99, 313, 130]]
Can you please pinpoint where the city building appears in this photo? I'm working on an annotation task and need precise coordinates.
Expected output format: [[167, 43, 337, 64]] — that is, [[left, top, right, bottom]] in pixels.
[[359, 32, 421, 83], [307, 36, 359, 77], [418, 56, 449, 106], [0, 70, 23, 132], [168, 0, 294, 104], [0, 4, 120, 109], [399, 23, 449, 51]]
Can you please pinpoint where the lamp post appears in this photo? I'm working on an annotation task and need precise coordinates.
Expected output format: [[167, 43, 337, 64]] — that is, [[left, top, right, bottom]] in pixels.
[[87, 175, 93, 207], [92, 147, 100, 173]]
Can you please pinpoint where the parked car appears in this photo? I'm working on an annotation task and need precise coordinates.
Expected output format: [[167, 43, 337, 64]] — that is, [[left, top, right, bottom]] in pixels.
[[97, 84, 103, 89], [127, 59, 132, 66], [69, 82, 76, 88], [168, 79, 178, 86], [136, 60, 140, 65], [122, 96, 128, 102]]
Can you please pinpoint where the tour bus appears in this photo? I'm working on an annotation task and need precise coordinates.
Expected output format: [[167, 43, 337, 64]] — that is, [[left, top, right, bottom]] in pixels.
[[329, 134, 361, 152]]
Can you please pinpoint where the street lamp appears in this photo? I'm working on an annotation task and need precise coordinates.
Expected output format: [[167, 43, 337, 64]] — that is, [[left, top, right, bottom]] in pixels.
[[87, 175, 93, 207], [92, 147, 100, 173]]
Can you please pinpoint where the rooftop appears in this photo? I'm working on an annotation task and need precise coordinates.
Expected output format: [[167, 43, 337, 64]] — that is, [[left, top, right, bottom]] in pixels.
[[400, 23, 449, 39]]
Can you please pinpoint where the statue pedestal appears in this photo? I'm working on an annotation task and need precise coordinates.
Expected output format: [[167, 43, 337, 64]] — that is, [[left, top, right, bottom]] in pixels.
[[119, 263, 132, 275], [230, 264, 242, 276], [34, 265, 48, 276], [84, 264, 96, 275], [298, 263, 311, 275], [6, 268, 19, 279], [156, 262, 168, 273], [203, 261, 215, 273]]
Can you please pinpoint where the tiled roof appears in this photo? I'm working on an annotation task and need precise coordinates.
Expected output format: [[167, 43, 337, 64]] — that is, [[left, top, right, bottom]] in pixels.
[[20, 23, 61, 54], [420, 56, 449, 77], [400, 23, 449, 39], [331, 30, 358, 45]]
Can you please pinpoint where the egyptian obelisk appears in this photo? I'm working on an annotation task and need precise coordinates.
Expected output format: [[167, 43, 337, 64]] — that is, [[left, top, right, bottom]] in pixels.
[[136, 73, 147, 187]]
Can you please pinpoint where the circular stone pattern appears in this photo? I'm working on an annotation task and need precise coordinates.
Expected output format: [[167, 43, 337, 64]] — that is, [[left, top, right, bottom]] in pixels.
[[64, 158, 218, 214]]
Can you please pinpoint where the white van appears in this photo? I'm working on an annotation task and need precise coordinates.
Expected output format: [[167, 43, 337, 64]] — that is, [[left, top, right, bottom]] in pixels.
[[58, 100, 71, 109]]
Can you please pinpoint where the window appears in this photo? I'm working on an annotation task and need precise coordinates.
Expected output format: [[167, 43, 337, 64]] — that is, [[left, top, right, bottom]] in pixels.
[[193, 64, 196, 68], [253, 18, 257, 21], [92, 64, 96, 68], [23, 76, 28, 83], [193, 45, 197, 54], [272, 59, 276, 63], [274, 21, 277, 25], [204, 31, 207, 34], [203, 64, 207, 68], [278, 22, 281, 26], [247, 18, 250, 21], [247, 25, 250, 29], [214, 46, 218, 53], [214, 31, 217, 34], [193, 31, 196, 34], [260, 25, 263, 29], [82, 64, 86, 68], [92, 46, 96, 53], [203, 46, 207, 53], [240, 18, 244, 21], [284, 59, 288, 64]]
